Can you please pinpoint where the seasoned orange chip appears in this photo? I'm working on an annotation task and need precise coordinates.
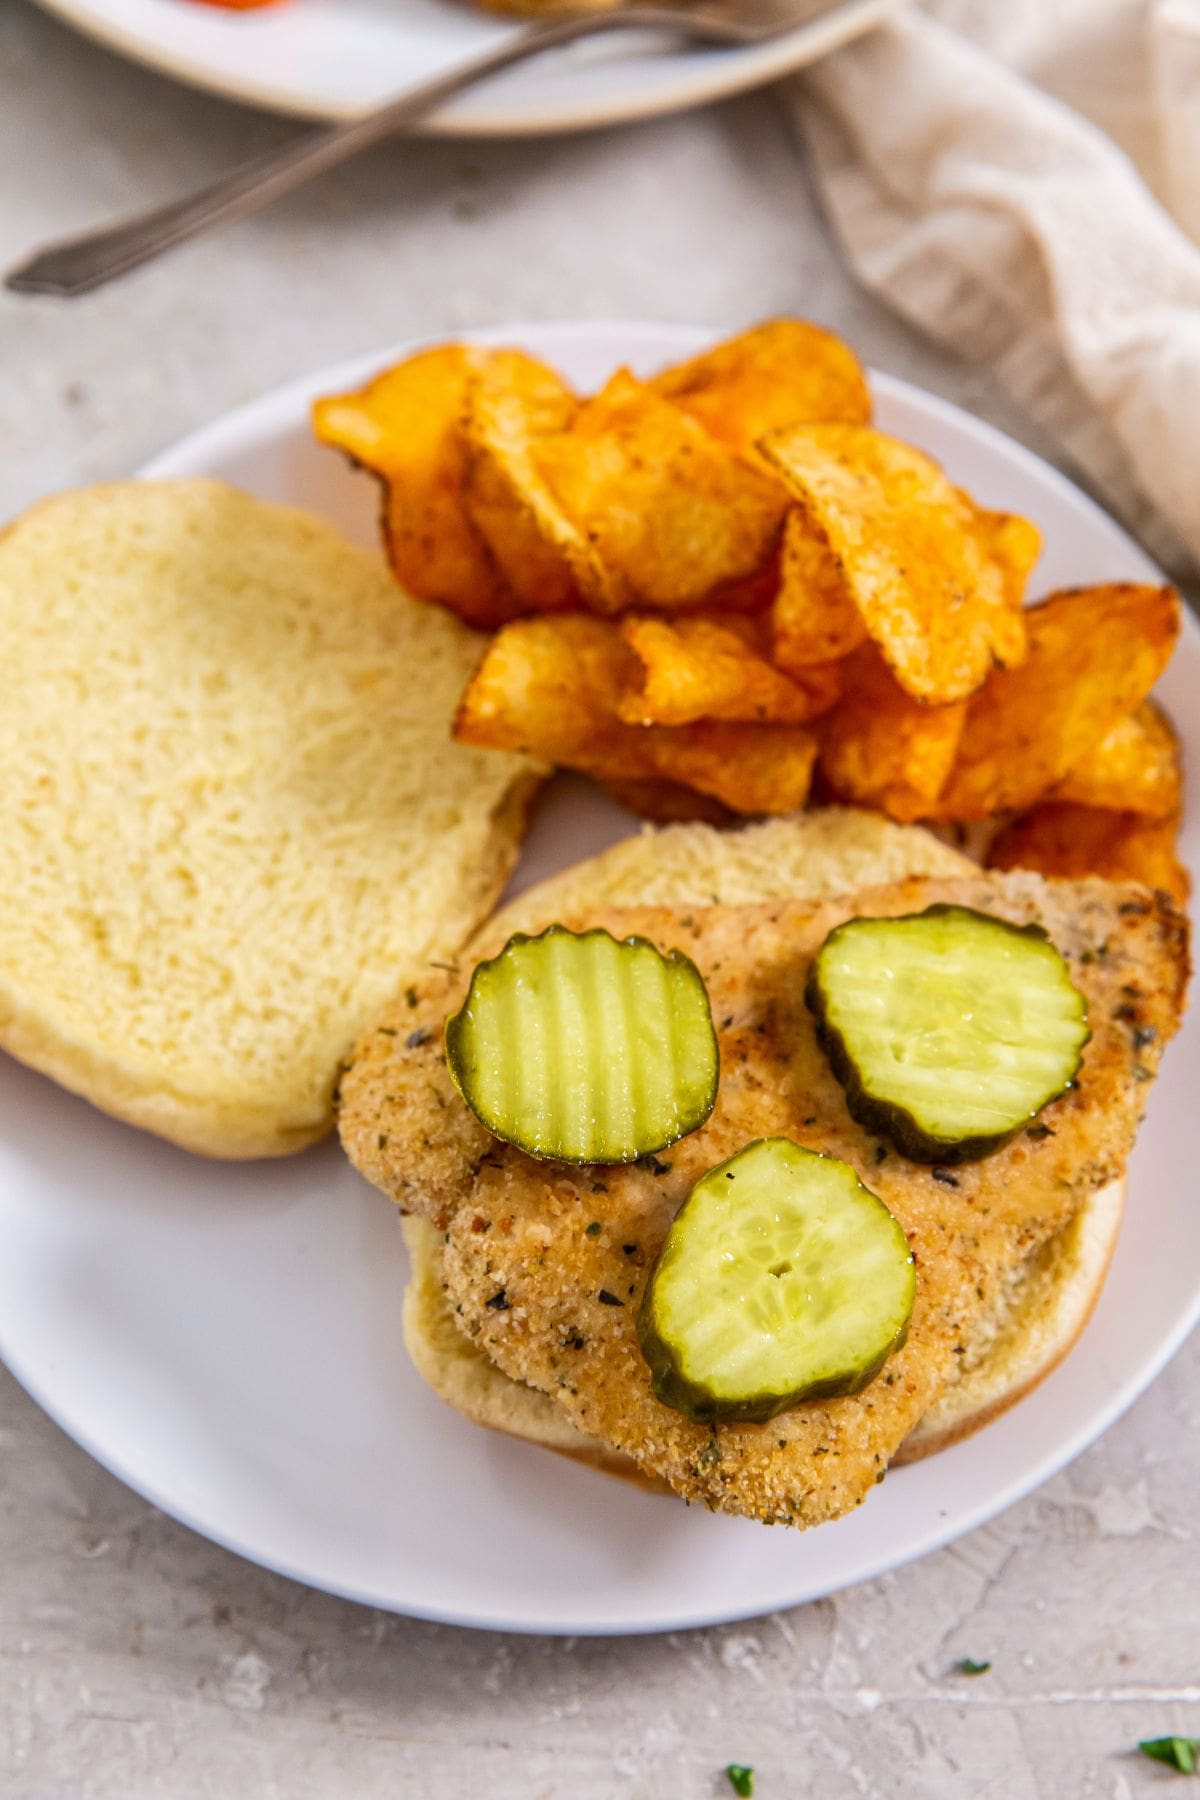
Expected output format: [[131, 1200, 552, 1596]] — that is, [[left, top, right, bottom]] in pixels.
[[707, 552, 781, 616], [771, 511, 867, 671], [600, 778, 733, 826], [646, 720, 818, 814], [454, 614, 641, 771], [935, 584, 1181, 821], [989, 802, 1189, 904], [453, 615, 817, 814], [617, 613, 840, 727], [313, 345, 509, 630], [1052, 701, 1182, 820], [760, 425, 1027, 702], [817, 644, 966, 823], [461, 350, 584, 614], [970, 504, 1042, 608], [650, 319, 871, 458], [531, 370, 786, 613]]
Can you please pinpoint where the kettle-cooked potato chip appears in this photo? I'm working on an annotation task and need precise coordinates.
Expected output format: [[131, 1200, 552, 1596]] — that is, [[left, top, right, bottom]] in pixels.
[[617, 613, 840, 727], [461, 351, 586, 615], [599, 778, 734, 826], [531, 371, 786, 613], [646, 719, 818, 814], [1052, 700, 1182, 820], [312, 345, 510, 630], [817, 644, 966, 822], [770, 511, 867, 671], [453, 615, 817, 814], [650, 318, 871, 458], [760, 425, 1027, 702], [935, 584, 1180, 821], [454, 613, 638, 768], [706, 552, 782, 616], [971, 504, 1043, 608], [989, 801, 1189, 903]]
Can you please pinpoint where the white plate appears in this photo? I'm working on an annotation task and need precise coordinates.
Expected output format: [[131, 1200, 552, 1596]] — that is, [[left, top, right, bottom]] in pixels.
[[1, 322, 1197, 1637], [29, 0, 894, 130]]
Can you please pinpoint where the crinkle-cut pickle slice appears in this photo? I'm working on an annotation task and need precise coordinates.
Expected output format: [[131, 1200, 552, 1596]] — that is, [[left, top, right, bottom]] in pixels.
[[445, 925, 718, 1164], [639, 1139, 914, 1424], [807, 904, 1090, 1165]]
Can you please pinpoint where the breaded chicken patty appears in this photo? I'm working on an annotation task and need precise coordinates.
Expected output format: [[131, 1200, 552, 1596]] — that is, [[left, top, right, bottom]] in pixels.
[[340, 873, 1188, 1526]]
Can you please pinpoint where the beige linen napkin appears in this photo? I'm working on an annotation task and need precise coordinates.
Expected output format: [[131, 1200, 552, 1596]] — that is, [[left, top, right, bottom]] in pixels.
[[790, 0, 1200, 577]]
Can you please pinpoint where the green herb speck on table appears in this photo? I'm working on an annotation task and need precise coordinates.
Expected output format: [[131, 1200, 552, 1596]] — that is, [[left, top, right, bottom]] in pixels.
[[724, 1765, 755, 1796], [1139, 1736, 1199, 1774]]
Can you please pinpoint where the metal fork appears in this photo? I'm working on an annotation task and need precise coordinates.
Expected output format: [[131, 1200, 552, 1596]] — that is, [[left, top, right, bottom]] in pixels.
[[6, 0, 891, 299]]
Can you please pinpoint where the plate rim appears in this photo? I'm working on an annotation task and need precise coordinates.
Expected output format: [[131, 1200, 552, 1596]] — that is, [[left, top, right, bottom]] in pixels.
[[28, 0, 896, 131], [4, 318, 1197, 1636]]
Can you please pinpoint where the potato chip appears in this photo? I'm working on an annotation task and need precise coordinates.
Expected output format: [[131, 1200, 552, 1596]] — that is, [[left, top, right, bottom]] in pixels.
[[459, 351, 588, 615], [454, 613, 640, 770], [1052, 701, 1182, 819], [817, 644, 966, 822], [650, 319, 871, 457], [647, 720, 818, 814], [453, 615, 817, 814], [708, 552, 781, 616], [601, 778, 733, 826], [771, 511, 867, 671], [617, 613, 840, 727], [935, 584, 1181, 821], [989, 802, 1189, 903], [531, 370, 786, 613], [760, 425, 1027, 702], [971, 504, 1042, 608], [312, 345, 509, 630]]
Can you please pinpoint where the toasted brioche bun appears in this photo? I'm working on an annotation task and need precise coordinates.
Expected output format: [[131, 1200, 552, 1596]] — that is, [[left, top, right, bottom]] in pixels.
[[0, 480, 538, 1158], [479, 807, 974, 940]]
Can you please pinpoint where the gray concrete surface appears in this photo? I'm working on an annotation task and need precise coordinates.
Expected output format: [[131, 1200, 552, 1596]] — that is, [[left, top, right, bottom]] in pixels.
[[1, 5, 1197, 1795]]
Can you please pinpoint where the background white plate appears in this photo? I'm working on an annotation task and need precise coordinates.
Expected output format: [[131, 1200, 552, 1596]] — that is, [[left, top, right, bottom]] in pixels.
[[29, 0, 894, 131], [0, 322, 1196, 1636]]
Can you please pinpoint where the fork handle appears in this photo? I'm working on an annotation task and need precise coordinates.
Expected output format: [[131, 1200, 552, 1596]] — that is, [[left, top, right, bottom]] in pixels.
[[6, 9, 746, 299]]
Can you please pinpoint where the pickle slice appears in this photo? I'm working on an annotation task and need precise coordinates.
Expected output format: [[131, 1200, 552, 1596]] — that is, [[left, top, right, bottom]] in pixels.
[[445, 925, 718, 1163], [807, 904, 1090, 1164], [639, 1138, 914, 1423]]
